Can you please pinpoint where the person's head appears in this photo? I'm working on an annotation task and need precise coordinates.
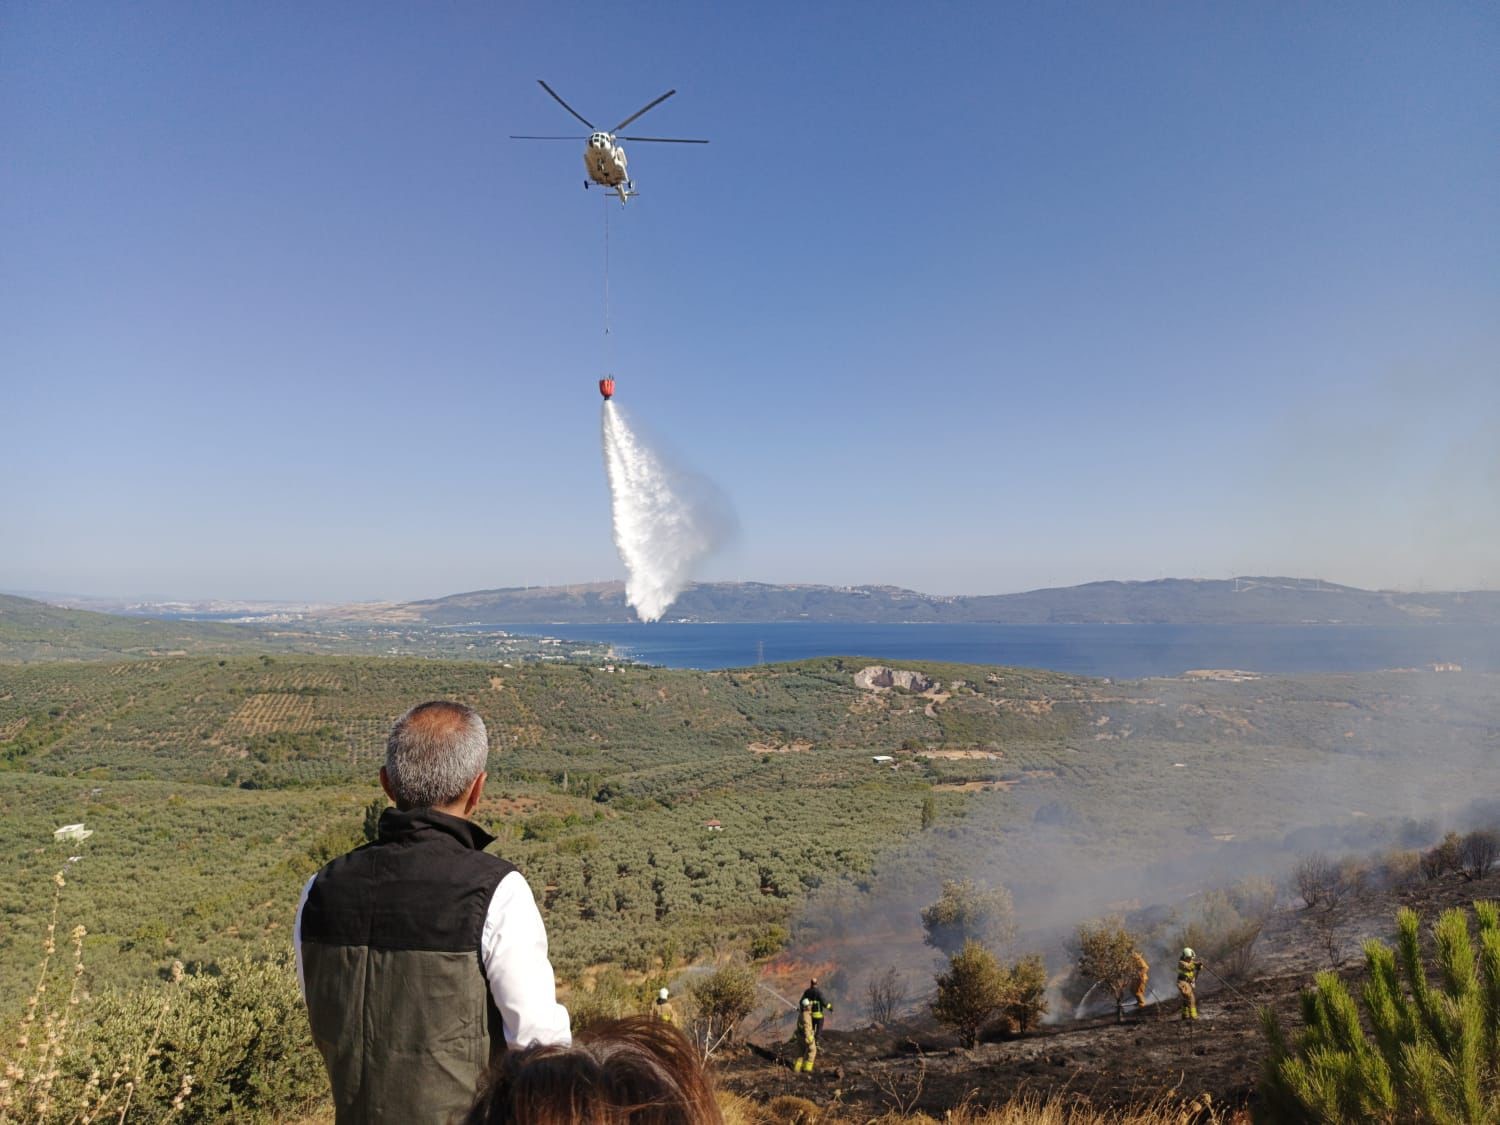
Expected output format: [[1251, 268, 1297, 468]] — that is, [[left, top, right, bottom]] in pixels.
[[658, 988, 670, 1002], [809, 977, 817, 986], [379, 701, 489, 814], [1182, 947, 1195, 960], [801, 998, 811, 1010], [464, 1016, 723, 1124]]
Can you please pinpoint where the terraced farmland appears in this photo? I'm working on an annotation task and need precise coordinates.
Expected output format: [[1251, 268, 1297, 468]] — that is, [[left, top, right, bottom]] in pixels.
[[3, 652, 1498, 1011]]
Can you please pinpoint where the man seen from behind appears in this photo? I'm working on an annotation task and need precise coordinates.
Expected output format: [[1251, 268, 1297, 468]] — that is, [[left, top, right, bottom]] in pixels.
[[295, 701, 571, 1124]]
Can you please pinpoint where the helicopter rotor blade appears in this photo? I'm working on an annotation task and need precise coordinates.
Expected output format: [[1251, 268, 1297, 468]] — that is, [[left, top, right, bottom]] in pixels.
[[613, 89, 677, 132], [510, 135, 589, 141], [537, 80, 594, 130], [619, 136, 710, 144]]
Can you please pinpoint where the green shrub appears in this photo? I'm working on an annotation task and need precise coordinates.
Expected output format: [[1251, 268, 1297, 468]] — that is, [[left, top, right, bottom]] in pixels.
[[920, 879, 1015, 957], [1003, 954, 1049, 1033], [2, 951, 324, 1124], [748, 924, 790, 961], [932, 940, 1008, 1047], [82, 955, 324, 1122], [569, 967, 653, 1031], [557, 833, 598, 855], [1073, 917, 1140, 1021], [920, 796, 937, 830], [361, 796, 386, 843], [685, 961, 758, 1056]]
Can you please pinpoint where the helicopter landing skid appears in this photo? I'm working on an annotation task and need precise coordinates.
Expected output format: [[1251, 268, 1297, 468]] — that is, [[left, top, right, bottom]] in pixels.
[[585, 181, 636, 192]]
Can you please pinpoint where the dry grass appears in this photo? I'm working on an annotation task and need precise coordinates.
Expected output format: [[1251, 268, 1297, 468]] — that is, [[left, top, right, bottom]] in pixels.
[[721, 1090, 1233, 1125], [0, 870, 192, 1124], [276, 1089, 1232, 1125]]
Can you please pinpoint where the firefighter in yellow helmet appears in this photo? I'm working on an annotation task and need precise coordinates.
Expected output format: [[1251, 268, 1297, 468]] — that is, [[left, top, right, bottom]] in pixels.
[[793, 998, 818, 1074], [652, 986, 676, 1024], [1131, 950, 1150, 1011], [1177, 947, 1204, 1020]]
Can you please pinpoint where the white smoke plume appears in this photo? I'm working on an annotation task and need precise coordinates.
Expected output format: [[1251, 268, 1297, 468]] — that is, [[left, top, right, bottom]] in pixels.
[[601, 401, 732, 622]]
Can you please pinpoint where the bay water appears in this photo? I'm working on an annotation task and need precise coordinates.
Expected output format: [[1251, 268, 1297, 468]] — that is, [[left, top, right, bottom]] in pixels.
[[486, 622, 1500, 678]]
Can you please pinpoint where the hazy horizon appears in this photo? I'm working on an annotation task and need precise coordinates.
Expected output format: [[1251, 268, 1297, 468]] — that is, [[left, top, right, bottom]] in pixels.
[[4, 4, 1496, 602], [8, 570, 1498, 610]]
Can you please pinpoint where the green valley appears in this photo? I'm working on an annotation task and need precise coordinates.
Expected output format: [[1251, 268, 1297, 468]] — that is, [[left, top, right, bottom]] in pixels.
[[4, 645, 1498, 1009]]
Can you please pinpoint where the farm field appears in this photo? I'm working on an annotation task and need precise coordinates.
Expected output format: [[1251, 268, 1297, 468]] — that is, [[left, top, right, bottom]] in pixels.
[[4, 652, 1499, 1012]]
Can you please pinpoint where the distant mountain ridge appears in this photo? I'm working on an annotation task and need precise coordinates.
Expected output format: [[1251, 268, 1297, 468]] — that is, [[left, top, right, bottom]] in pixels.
[[0, 592, 272, 660], [407, 577, 1500, 626]]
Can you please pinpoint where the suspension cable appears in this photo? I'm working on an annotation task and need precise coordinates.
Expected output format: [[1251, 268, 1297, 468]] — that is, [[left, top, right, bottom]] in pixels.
[[602, 193, 612, 374]]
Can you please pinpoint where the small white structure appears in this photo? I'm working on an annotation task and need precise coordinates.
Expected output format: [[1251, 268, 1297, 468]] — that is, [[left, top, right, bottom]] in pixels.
[[53, 823, 93, 843], [871, 755, 895, 765], [703, 820, 723, 832]]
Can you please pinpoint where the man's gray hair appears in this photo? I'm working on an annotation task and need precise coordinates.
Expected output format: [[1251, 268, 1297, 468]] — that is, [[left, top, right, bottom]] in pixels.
[[385, 701, 489, 809]]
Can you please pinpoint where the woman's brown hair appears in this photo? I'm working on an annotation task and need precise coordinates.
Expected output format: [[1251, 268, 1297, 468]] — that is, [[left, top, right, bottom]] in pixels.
[[463, 1015, 725, 1124]]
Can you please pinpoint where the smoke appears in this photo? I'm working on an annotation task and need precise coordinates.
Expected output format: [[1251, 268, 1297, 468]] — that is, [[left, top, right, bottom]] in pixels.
[[774, 665, 1500, 1029], [601, 401, 733, 622]]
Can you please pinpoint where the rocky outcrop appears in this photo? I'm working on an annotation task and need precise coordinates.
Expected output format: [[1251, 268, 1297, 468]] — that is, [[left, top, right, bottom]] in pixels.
[[854, 665, 936, 693]]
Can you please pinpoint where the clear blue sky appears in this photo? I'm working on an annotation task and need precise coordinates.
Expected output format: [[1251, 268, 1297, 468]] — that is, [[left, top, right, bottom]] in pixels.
[[3, 2, 1497, 601]]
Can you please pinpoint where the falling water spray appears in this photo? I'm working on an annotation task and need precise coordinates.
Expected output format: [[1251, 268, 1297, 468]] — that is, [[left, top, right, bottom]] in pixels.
[[601, 401, 731, 622]]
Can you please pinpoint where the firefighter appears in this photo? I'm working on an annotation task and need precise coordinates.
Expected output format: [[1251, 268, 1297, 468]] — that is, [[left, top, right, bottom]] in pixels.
[[1177, 947, 1204, 1020], [793, 998, 817, 1073], [652, 986, 676, 1024], [1131, 950, 1150, 1010], [800, 977, 832, 1038]]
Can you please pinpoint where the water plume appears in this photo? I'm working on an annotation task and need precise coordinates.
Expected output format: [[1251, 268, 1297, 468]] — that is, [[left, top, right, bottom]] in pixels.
[[601, 401, 731, 622]]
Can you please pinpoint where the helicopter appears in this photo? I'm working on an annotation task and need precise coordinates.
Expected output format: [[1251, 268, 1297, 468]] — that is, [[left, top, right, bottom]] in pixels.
[[511, 80, 708, 204]]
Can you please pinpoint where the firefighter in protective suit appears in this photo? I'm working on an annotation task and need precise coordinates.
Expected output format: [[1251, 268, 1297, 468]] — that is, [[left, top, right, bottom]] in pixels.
[[800, 977, 831, 1037], [652, 987, 676, 1024], [1131, 950, 1150, 1010], [1177, 947, 1204, 1020], [793, 998, 817, 1073]]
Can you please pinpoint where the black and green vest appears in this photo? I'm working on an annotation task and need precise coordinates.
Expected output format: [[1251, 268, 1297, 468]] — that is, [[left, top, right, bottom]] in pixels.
[[300, 808, 516, 1124]]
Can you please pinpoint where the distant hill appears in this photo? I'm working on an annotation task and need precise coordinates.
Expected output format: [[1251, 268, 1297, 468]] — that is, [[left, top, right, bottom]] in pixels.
[[0, 594, 606, 664], [0, 593, 275, 660], [407, 577, 1500, 626]]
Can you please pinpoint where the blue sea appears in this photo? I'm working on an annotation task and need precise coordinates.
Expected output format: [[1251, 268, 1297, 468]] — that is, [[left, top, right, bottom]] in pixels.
[[488, 622, 1500, 678]]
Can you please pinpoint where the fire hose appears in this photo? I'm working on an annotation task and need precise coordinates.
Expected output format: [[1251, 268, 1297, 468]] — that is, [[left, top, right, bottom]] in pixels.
[[1203, 965, 1254, 1008]]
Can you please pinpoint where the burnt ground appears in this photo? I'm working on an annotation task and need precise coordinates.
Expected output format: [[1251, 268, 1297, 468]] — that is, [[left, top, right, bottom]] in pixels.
[[715, 866, 1500, 1118]]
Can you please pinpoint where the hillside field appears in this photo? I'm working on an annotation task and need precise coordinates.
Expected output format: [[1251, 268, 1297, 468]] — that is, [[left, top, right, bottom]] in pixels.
[[4, 652, 1498, 1013]]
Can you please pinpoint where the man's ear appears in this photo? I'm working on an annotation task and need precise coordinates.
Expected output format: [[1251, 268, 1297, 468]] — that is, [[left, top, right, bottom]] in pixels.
[[379, 766, 397, 805], [463, 771, 487, 816]]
